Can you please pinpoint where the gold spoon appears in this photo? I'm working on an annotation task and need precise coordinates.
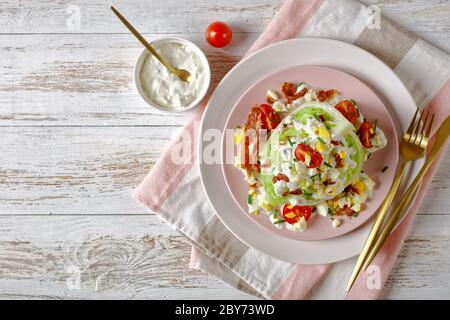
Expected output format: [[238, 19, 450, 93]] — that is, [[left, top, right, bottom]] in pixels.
[[111, 6, 192, 83]]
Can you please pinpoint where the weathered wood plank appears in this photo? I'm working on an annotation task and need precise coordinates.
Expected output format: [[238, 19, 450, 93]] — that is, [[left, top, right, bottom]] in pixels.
[[0, 126, 449, 215], [0, 0, 280, 34], [0, 214, 255, 299], [0, 0, 447, 34], [0, 214, 447, 299], [0, 33, 255, 126], [382, 214, 450, 299], [0, 126, 170, 215]]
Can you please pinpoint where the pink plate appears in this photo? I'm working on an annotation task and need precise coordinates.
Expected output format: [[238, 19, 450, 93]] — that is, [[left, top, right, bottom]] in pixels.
[[221, 65, 398, 241]]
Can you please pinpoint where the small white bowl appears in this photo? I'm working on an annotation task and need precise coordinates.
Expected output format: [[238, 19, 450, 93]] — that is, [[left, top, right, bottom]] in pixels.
[[133, 37, 211, 112]]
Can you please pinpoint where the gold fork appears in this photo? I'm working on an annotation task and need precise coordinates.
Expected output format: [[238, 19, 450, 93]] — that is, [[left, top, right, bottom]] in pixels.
[[346, 108, 434, 292], [362, 114, 448, 270]]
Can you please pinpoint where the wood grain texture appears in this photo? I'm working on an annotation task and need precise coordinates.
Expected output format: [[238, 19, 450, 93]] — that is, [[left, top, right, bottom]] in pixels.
[[0, 0, 449, 300], [0, 215, 255, 299], [0, 0, 447, 35], [0, 214, 447, 299], [0, 126, 168, 214], [0, 0, 282, 34]]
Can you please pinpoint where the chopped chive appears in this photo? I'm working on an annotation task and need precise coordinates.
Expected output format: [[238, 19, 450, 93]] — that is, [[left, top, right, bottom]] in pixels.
[[310, 173, 319, 180], [273, 210, 278, 219], [324, 162, 332, 168], [367, 152, 372, 159], [325, 121, 336, 129], [247, 194, 253, 205], [302, 189, 314, 196], [317, 137, 325, 144], [381, 165, 389, 173], [349, 98, 357, 106], [373, 119, 378, 132], [274, 219, 286, 224], [352, 213, 359, 218], [288, 137, 294, 146], [297, 82, 305, 88]]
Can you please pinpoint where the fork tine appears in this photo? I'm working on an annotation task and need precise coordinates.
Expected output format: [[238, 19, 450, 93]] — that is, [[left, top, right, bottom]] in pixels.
[[411, 109, 424, 144], [421, 112, 435, 145], [417, 111, 430, 145], [406, 108, 420, 138]]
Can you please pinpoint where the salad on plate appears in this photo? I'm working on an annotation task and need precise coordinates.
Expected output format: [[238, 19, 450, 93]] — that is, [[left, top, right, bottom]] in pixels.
[[234, 82, 387, 232]]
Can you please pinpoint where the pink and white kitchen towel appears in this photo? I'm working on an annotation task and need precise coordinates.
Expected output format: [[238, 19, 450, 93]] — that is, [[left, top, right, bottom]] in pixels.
[[133, 0, 450, 299]]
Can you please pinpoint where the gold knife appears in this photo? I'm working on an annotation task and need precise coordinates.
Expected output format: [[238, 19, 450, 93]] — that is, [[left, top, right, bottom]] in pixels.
[[362, 115, 450, 270]]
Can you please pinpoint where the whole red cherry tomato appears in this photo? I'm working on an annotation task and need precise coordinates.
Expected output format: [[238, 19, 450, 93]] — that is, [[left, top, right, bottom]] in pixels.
[[294, 144, 323, 168], [282, 205, 313, 224], [205, 21, 233, 48]]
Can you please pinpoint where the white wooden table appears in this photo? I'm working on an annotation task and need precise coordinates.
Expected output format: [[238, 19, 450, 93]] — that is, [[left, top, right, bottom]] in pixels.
[[0, 0, 449, 299]]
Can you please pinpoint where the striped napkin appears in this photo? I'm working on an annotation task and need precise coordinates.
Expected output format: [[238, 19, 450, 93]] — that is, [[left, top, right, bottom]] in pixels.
[[133, 0, 450, 299]]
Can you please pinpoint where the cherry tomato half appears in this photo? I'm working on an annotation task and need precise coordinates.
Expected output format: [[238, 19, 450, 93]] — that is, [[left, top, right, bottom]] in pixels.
[[282, 205, 313, 224], [259, 104, 281, 130], [294, 144, 323, 168], [335, 100, 359, 125], [358, 120, 376, 148], [205, 21, 233, 48]]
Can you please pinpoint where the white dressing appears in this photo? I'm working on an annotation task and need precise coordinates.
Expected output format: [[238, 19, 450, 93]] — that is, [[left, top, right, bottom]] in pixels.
[[139, 41, 206, 110]]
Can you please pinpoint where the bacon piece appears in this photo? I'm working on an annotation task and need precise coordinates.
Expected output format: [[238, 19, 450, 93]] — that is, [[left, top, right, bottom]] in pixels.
[[333, 153, 344, 168], [272, 173, 289, 183], [331, 140, 340, 146], [266, 95, 276, 104], [337, 205, 355, 217], [323, 179, 336, 186], [318, 89, 337, 102], [286, 87, 308, 104], [281, 82, 297, 97], [345, 184, 360, 195], [289, 189, 303, 195], [240, 106, 263, 176]]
